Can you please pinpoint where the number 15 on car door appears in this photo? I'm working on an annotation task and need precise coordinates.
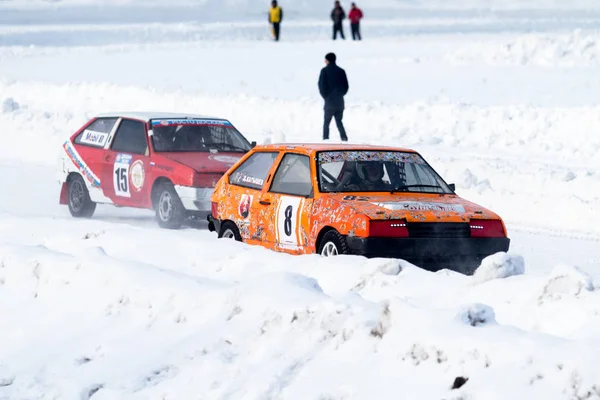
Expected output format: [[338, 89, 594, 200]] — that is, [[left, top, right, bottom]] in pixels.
[[276, 196, 303, 250], [114, 153, 132, 198]]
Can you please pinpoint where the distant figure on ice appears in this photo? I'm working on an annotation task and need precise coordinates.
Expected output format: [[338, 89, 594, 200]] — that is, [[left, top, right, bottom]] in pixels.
[[330, 1, 346, 40], [349, 2, 363, 40], [268, 0, 283, 41], [318, 52, 349, 141]]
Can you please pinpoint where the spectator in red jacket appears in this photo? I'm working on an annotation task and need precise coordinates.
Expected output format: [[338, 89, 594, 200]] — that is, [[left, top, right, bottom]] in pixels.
[[348, 2, 363, 40]]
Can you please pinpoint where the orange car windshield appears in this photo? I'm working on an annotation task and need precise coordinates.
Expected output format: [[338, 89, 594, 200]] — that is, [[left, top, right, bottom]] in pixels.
[[317, 150, 452, 194], [150, 119, 251, 153]]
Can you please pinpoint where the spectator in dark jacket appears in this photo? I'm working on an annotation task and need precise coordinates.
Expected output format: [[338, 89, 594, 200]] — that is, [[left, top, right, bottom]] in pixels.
[[348, 2, 363, 40], [330, 1, 346, 40], [318, 52, 349, 141]]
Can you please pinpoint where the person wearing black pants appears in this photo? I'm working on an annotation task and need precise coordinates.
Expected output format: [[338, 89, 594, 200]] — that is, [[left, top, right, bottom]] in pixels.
[[350, 24, 360, 40], [330, 1, 346, 40], [269, 0, 283, 41], [323, 109, 347, 141], [318, 52, 349, 141], [349, 2, 363, 40]]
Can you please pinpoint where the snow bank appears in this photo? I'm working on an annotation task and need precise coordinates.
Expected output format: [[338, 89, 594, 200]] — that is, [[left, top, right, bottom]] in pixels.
[[2, 81, 599, 168], [0, 217, 600, 399], [539, 264, 595, 301], [472, 252, 525, 284], [449, 30, 600, 66], [1, 98, 20, 113], [456, 303, 497, 326]]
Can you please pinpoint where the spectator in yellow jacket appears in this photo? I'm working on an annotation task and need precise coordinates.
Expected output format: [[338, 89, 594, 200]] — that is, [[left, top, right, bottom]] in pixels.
[[268, 1, 283, 41]]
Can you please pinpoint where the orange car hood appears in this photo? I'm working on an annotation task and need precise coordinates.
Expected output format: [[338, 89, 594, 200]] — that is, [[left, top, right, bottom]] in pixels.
[[326, 193, 499, 222]]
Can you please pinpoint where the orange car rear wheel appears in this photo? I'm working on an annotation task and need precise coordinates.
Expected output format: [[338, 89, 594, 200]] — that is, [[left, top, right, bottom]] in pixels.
[[219, 221, 242, 241], [318, 230, 349, 257]]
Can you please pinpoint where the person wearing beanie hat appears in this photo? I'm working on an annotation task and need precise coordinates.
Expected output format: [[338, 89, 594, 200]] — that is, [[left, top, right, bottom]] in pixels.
[[318, 52, 349, 141]]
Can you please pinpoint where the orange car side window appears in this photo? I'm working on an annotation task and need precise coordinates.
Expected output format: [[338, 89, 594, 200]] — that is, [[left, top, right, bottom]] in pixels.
[[228, 151, 279, 190], [270, 153, 312, 197]]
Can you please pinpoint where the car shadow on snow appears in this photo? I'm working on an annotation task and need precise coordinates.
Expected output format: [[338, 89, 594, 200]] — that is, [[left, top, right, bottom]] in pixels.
[[87, 206, 209, 231]]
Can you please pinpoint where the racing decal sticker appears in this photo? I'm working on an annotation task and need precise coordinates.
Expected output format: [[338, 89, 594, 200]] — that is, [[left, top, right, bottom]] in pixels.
[[373, 201, 466, 213], [241, 176, 263, 186], [149, 162, 173, 172], [79, 129, 109, 147], [318, 150, 425, 164], [238, 194, 252, 219], [114, 154, 132, 198], [276, 196, 303, 250], [231, 171, 264, 189], [209, 155, 242, 165], [151, 119, 233, 127], [130, 160, 145, 192], [63, 141, 101, 187], [342, 195, 370, 201]]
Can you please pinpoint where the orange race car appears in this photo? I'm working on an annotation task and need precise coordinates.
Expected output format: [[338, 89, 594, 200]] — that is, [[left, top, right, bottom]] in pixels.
[[207, 143, 510, 274]]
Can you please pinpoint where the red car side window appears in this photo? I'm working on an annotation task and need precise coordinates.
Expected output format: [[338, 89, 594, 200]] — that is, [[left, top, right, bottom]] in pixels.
[[110, 119, 148, 155]]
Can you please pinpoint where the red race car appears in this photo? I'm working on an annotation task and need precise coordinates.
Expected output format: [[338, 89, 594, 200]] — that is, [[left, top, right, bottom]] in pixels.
[[57, 112, 255, 228]]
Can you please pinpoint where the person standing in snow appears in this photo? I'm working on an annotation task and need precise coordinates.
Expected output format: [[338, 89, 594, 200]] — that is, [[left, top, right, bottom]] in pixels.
[[349, 2, 363, 40], [330, 1, 346, 40], [268, 0, 283, 41], [318, 52, 349, 141]]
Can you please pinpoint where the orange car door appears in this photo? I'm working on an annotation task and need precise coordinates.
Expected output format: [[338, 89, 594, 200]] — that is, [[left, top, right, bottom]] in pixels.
[[264, 152, 314, 254], [226, 150, 281, 244]]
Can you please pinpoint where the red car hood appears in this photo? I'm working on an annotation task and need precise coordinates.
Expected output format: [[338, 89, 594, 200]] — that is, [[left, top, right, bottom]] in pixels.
[[161, 152, 244, 172]]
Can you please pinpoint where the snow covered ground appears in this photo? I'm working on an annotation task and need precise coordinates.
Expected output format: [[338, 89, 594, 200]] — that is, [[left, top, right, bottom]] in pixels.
[[1, 1, 600, 398]]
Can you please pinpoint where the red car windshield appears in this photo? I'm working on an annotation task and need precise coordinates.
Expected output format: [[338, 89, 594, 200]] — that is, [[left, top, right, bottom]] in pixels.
[[150, 119, 251, 153]]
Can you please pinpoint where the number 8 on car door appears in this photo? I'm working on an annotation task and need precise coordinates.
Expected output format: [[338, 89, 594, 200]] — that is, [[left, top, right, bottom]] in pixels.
[[269, 153, 313, 252]]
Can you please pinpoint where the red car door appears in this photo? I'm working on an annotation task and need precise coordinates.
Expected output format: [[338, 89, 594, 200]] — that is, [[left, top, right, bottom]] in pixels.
[[101, 118, 152, 208]]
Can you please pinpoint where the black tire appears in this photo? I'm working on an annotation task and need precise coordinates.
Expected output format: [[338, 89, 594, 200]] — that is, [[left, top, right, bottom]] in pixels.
[[318, 230, 349, 256], [155, 181, 185, 229], [67, 174, 96, 218], [218, 221, 242, 241]]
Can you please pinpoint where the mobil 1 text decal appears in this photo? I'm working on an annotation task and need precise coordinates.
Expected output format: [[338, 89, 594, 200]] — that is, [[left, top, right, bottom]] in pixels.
[[114, 154, 132, 197], [277, 196, 303, 249], [80, 129, 109, 147]]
